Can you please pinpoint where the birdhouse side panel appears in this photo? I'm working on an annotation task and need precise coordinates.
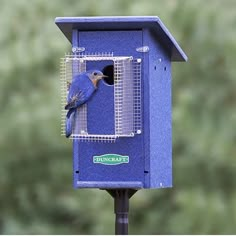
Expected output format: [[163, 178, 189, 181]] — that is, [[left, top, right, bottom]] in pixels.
[[145, 30, 172, 188]]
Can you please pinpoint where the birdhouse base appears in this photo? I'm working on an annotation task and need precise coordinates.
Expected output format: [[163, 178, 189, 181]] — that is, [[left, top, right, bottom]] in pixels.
[[76, 181, 143, 189]]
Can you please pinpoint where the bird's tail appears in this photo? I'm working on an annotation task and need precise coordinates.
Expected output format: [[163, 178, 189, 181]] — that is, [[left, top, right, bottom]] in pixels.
[[65, 108, 76, 138]]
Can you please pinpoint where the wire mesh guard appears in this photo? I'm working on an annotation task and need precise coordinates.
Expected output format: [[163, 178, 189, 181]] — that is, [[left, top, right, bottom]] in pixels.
[[60, 53, 142, 142]]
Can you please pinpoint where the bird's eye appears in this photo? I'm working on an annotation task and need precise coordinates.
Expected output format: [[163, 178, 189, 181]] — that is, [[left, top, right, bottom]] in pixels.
[[94, 72, 98, 76]]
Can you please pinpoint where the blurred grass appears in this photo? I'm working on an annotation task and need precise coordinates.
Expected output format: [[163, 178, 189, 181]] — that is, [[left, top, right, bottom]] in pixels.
[[0, 0, 236, 234]]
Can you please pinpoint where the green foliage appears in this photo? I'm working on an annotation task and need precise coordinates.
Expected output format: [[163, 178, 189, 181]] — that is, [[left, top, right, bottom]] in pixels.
[[0, 0, 235, 234]]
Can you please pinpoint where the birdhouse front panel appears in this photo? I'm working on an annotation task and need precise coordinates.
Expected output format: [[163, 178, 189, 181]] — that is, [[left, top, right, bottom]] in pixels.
[[86, 60, 115, 136], [71, 30, 145, 188]]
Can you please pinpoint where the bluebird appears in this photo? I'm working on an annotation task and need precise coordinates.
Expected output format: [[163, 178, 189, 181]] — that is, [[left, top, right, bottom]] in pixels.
[[65, 70, 106, 138]]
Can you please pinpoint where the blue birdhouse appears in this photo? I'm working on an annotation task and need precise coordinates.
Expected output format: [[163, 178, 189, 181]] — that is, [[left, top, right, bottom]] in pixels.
[[55, 16, 187, 189]]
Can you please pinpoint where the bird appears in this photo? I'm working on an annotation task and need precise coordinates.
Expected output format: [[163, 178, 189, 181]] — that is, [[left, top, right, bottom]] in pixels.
[[65, 70, 107, 138]]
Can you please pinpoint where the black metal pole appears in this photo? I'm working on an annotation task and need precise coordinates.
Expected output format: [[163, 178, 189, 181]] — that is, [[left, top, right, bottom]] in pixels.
[[114, 189, 129, 234], [106, 189, 137, 235]]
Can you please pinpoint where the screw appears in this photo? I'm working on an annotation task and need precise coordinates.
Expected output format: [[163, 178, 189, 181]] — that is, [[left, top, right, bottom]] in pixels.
[[72, 47, 77, 53], [137, 58, 142, 63]]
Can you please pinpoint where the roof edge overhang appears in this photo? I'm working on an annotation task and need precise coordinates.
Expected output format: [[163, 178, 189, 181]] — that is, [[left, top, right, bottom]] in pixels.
[[55, 16, 187, 62]]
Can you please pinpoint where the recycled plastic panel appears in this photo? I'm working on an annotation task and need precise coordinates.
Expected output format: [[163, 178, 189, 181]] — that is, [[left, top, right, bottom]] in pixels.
[[74, 30, 145, 188]]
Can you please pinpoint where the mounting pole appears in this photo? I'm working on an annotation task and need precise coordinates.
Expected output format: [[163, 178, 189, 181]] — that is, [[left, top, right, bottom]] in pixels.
[[106, 189, 137, 235]]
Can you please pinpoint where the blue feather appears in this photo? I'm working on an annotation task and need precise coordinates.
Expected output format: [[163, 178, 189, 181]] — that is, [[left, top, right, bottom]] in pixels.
[[64, 70, 103, 138], [65, 108, 76, 138]]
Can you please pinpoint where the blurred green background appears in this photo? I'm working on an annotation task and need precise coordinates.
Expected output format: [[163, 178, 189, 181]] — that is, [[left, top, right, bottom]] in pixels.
[[0, 0, 236, 234]]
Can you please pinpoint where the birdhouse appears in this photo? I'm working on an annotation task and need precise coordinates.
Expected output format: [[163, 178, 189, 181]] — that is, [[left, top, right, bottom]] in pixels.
[[55, 16, 187, 189]]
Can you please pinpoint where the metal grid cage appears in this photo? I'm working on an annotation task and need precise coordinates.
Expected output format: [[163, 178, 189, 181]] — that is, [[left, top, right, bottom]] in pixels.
[[60, 53, 142, 142]]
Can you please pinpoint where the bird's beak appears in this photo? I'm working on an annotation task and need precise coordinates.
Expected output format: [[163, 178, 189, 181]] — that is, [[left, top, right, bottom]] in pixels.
[[98, 75, 108, 80]]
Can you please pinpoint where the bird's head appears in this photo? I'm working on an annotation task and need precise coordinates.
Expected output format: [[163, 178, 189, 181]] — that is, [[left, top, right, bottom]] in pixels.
[[86, 70, 107, 88]]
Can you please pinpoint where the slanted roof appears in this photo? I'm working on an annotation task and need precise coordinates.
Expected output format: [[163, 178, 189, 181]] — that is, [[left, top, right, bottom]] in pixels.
[[55, 16, 187, 62]]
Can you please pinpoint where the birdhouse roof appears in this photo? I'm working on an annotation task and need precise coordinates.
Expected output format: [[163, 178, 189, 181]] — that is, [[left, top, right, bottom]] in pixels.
[[55, 16, 187, 62]]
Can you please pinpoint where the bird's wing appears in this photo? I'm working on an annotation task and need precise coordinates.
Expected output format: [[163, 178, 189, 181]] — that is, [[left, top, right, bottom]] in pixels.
[[65, 89, 86, 110], [65, 74, 95, 110]]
